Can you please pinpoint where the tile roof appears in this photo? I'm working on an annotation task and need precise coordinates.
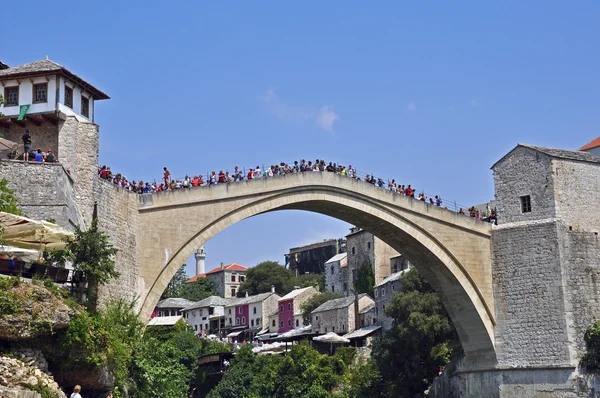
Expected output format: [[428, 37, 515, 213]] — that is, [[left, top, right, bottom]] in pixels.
[[206, 263, 248, 275], [0, 59, 109, 100], [492, 143, 600, 169], [580, 137, 600, 151], [375, 269, 409, 287], [181, 296, 233, 311], [325, 253, 347, 265], [342, 325, 381, 340], [311, 294, 368, 313], [185, 273, 206, 283], [226, 292, 278, 307], [278, 286, 317, 301], [184, 264, 253, 283], [155, 297, 195, 309]]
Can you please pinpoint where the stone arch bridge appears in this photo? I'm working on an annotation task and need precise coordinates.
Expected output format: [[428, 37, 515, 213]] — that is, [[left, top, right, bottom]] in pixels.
[[136, 172, 495, 364]]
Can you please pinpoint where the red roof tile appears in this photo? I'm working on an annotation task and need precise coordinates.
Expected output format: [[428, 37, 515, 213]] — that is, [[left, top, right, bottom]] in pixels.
[[580, 137, 600, 151], [185, 273, 206, 283], [185, 264, 247, 283], [206, 263, 248, 274]]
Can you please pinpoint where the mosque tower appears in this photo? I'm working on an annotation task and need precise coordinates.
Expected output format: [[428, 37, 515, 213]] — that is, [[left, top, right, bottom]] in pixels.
[[194, 246, 206, 275]]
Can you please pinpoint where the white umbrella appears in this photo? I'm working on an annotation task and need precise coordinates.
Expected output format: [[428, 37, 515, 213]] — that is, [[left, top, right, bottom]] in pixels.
[[0, 212, 73, 250], [313, 332, 350, 355], [312, 332, 350, 344]]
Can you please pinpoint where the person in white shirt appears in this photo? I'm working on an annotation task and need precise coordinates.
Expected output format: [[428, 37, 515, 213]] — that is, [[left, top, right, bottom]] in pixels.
[[70, 385, 83, 398]]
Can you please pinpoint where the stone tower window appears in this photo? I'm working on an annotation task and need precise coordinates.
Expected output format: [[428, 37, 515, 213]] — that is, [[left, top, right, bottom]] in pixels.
[[33, 83, 48, 103], [367, 242, 371, 250], [520, 195, 532, 213], [81, 96, 89, 117], [64, 85, 73, 108], [352, 247, 355, 255], [4, 86, 18, 106]]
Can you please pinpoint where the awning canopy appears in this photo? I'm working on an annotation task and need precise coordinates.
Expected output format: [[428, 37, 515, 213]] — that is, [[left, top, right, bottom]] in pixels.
[[0, 212, 73, 250], [227, 331, 243, 338], [256, 328, 269, 336], [0, 245, 42, 262], [342, 325, 382, 340]]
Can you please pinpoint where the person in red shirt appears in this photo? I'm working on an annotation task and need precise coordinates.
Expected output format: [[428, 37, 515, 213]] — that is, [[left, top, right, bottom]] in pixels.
[[191, 176, 200, 187], [218, 170, 226, 183], [247, 169, 254, 180], [198, 175, 205, 185]]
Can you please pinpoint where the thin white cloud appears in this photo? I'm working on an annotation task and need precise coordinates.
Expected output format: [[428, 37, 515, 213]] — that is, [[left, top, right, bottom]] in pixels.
[[470, 99, 478, 107], [407, 101, 416, 112], [260, 89, 339, 133], [316, 106, 339, 133]]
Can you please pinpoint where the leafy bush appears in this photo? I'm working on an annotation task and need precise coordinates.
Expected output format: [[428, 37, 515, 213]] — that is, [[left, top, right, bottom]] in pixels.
[[582, 321, 600, 371], [208, 343, 348, 398]]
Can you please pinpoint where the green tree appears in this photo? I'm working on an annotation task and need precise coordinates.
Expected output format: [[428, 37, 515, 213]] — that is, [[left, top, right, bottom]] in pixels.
[[180, 277, 217, 301], [208, 343, 347, 398], [354, 262, 374, 297], [371, 268, 460, 397], [0, 179, 22, 215], [161, 265, 189, 299], [291, 272, 325, 292], [65, 219, 119, 310], [237, 261, 293, 297], [299, 291, 344, 325]]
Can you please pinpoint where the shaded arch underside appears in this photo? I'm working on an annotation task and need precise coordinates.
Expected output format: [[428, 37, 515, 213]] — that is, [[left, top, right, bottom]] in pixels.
[[139, 187, 496, 365]]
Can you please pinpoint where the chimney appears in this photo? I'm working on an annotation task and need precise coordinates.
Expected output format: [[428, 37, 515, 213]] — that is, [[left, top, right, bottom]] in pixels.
[[271, 285, 275, 293], [220, 262, 224, 270], [245, 291, 249, 298]]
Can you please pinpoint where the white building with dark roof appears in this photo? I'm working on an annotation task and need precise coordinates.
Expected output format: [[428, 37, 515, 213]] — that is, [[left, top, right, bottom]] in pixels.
[[0, 58, 108, 128], [182, 295, 233, 336], [153, 297, 195, 318]]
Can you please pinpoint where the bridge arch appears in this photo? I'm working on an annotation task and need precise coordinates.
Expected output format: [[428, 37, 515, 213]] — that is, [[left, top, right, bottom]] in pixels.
[[136, 172, 496, 364]]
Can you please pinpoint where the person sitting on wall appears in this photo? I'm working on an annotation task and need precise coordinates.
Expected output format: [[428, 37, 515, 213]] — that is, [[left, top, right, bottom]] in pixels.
[[34, 149, 44, 162], [45, 149, 55, 163]]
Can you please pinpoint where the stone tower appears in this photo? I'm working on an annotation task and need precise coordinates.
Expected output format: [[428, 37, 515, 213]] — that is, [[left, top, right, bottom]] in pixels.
[[194, 246, 206, 275]]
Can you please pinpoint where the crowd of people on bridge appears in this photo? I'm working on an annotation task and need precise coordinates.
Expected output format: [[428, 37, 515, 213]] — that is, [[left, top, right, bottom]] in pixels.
[[97, 160, 497, 224]]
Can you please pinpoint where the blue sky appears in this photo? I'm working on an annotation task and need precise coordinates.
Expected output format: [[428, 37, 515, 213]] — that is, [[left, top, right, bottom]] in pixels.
[[3, 1, 599, 277]]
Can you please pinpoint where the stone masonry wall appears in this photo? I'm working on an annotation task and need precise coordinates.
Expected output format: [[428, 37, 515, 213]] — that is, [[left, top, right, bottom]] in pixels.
[[493, 146, 557, 224], [373, 236, 399, 284], [2, 124, 59, 160], [0, 160, 80, 229], [325, 255, 349, 296], [492, 220, 573, 367], [346, 230, 375, 287], [561, 228, 600, 360], [93, 178, 141, 308], [553, 158, 600, 231]]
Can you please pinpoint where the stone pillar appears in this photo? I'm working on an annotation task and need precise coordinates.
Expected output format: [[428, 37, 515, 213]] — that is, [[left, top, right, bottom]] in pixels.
[[58, 116, 99, 227], [194, 246, 206, 275]]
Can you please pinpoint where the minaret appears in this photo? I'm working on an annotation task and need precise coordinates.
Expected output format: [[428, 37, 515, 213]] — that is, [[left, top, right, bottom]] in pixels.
[[194, 246, 206, 275]]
